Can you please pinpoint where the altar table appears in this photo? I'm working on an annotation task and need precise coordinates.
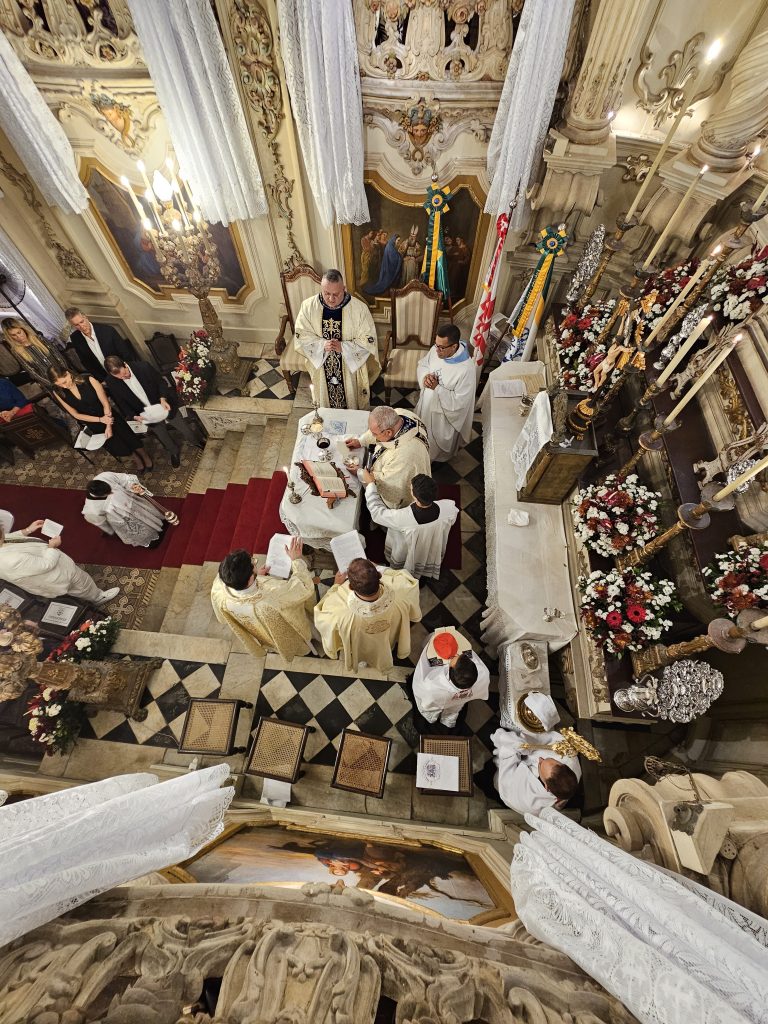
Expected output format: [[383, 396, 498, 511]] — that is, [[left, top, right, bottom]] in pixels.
[[479, 361, 577, 653], [279, 408, 370, 551]]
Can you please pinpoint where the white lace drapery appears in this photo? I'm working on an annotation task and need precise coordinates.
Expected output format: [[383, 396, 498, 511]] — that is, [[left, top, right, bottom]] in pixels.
[[277, 0, 370, 227], [0, 225, 67, 341], [125, 0, 266, 227], [511, 809, 768, 1024], [0, 764, 233, 948], [0, 32, 89, 216], [485, 0, 575, 226]]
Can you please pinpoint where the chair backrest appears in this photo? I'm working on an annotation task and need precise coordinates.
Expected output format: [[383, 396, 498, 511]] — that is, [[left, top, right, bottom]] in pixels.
[[145, 331, 180, 374], [281, 264, 323, 329], [390, 279, 442, 350]]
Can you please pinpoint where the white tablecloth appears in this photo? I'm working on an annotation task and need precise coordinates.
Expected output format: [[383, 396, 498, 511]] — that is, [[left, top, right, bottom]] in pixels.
[[480, 361, 577, 654], [279, 408, 370, 550]]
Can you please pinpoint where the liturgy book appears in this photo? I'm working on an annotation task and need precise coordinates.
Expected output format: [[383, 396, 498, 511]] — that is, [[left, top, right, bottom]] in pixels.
[[301, 459, 347, 498], [330, 530, 366, 573], [266, 533, 295, 579]]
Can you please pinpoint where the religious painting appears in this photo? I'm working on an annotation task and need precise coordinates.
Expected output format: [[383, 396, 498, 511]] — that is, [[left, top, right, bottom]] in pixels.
[[342, 173, 491, 314], [173, 823, 511, 924], [81, 162, 252, 303]]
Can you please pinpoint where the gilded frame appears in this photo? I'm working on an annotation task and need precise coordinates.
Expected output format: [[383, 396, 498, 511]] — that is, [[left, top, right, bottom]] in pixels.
[[79, 157, 254, 304]]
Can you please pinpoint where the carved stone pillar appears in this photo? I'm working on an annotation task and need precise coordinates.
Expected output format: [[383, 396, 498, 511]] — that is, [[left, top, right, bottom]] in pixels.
[[690, 30, 768, 173]]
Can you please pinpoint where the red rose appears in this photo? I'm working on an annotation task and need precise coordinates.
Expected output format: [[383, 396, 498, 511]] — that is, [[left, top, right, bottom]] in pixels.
[[746, 276, 766, 289], [576, 317, 593, 330], [562, 314, 578, 329], [626, 604, 647, 623], [606, 610, 623, 628]]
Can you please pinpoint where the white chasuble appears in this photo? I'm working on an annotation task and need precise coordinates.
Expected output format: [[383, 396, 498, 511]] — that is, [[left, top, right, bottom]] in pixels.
[[414, 342, 475, 462], [210, 558, 315, 660], [491, 726, 581, 816], [412, 638, 490, 727], [314, 568, 421, 673], [364, 483, 458, 580], [358, 409, 431, 509], [82, 472, 163, 548], [294, 293, 380, 410]]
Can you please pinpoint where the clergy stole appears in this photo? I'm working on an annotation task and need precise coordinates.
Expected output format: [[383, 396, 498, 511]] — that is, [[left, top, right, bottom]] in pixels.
[[321, 302, 347, 408], [370, 414, 430, 467]]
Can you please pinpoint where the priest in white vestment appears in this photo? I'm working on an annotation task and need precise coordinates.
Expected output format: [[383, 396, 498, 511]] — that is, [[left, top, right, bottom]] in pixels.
[[346, 406, 431, 509], [82, 472, 164, 548], [412, 627, 490, 727], [0, 520, 119, 604], [363, 472, 458, 580], [211, 538, 315, 660], [294, 268, 380, 410], [491, 694, 581, 815], [414, 324, 475, 462], [314, 558, 421, 673]]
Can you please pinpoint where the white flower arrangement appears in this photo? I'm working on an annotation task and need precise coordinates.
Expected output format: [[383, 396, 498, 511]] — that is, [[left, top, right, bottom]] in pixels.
[[578, 567, 680, 657], [711, 248, 768, 325], [572, 474, 662, 558]]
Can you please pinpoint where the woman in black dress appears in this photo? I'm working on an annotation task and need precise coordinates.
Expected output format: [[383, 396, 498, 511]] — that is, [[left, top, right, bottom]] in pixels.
[[47, 367, 153, 473]]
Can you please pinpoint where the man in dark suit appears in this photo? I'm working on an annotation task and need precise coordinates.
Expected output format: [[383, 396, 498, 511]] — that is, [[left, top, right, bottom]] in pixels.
[[65, 307, 136, 381], [103, 355, 203, 468]]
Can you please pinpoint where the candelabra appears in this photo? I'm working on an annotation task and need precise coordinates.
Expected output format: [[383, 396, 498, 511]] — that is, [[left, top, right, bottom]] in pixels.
[[612, 414, 681, 481], [120, 157, 251, 394], [630, 610, 768, 674], [614, 660, 725, 722], [283, 465, 303, 504]]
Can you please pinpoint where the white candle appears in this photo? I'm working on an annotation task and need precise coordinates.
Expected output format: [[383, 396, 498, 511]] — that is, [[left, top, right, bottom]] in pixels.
[[663, 334, 740, 425], [749, 612, 768, 630], [655, 314, 713, 386], [310, 383, 316, 405], [643, 166, 708, 270], [282, 465, 290, 477], [753, 179, 768, 212], [119, 175, 145, 221], [136, 159, 153, 196], [625, 92, 693, 222], [643, 246, 721, 348], [712, 449, 768, 501]]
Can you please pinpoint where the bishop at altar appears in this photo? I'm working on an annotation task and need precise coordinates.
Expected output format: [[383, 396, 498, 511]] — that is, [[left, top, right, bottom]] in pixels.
[[294, 269, 380, 410], [414, 324, 475, 462], [348, 406, 431, 509]]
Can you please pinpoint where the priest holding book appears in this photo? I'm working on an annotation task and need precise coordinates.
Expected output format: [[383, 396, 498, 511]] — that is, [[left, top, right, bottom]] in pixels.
[[294, 269, 380, 410]]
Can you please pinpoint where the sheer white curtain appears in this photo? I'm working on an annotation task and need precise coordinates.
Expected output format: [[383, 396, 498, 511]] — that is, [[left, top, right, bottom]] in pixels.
[[0, 764, 233, 947], [0, 225, 67, 341], [125, 0, 266, 226], [511, 808, 768, 1024], [0, 32, 88, 216], [277, 0, 369, 227], [485, 0, 575, 226]]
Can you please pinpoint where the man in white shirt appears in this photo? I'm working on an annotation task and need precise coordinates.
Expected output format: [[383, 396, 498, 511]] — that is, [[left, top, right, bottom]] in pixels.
[[65, 307, 135, 381], [411, 627, 489, 728], [491, 694, 581, 816], [414, 323, 475, 462]]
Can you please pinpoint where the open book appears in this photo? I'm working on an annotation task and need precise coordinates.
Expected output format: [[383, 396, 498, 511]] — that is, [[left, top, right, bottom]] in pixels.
[[301, 459, 347, 498], [330, 530, 366, 574]]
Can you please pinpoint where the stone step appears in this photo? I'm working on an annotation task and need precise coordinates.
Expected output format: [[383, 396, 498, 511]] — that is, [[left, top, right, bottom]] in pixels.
[[230, 422, 266, 484], [182, 561, 223, 637], [159, 562, 205, 633], [253, 417, 288, 478], [209, 429, 245, 490], [188, 437, 223, 494]]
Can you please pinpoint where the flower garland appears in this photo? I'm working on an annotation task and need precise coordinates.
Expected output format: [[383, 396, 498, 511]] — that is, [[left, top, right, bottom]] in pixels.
[[711, 245, 768, 325], [637, 258, 700, 338], [46, 617, 120, 663], [556, 299, 622, 392], [573, 474, 662, 557], [579, 567, 679, 657], [26, 686, 88, 755], [703, 542, 768, 615], [175, 329, 213, 405]]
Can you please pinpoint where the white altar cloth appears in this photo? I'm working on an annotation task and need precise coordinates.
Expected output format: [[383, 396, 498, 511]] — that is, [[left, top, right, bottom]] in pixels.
[[479, 361, 577, 653], [280, 408, 370, 551]]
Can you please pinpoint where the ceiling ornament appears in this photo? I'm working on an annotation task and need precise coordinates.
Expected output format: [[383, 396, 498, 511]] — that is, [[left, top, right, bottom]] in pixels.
[[38, 82, 161, 157], [0, 152, 93, 280], [619, 153, 653, 183], [0, 0, 143, 69], [634, 32, 705, 129]]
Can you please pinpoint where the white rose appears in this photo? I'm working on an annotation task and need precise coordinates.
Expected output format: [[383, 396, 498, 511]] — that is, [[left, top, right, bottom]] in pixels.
[[29, 718, 39, 733], [42, 687, 52, 701], [47, 704, 62, 717], [75, 637, 91, 650]]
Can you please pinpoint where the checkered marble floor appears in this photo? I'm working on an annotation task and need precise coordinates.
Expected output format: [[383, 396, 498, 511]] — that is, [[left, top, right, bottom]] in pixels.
[[247, 358, 296, 401]]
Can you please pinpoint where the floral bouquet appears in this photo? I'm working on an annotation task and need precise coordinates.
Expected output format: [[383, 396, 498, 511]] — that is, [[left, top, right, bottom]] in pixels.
[[175, 329, 213, 405], [579, 567, 679, 657], [26, 685, 88, 755], [556, 299, 623, 392], [46, 616, 119, 664], [636, 258, 700, 339], [711, 246, 768, 325], [703, 542, 768, 615], [573, 474, 662, 557]]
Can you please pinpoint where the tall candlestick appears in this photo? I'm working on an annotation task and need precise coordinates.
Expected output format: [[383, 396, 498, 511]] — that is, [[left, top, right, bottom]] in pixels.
[[625, 88, 694, 222], [663, 335, 739, 425], [643, 246, 720, 348], [643, 166, 708, 270], [655, 314, 713, 386], [712, 449, 768, 501], [753, 179, 768, 211]]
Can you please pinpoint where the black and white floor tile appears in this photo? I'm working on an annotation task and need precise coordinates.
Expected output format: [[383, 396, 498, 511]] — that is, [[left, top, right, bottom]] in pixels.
[[247, 358, 296, 401]]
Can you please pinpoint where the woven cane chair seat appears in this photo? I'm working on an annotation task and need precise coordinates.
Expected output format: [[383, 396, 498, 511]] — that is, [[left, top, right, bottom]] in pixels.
[[384, 347, 422, 390], [331, 729, 391, 798], [419, 736, 473, 796], [246, 717, 309, 784], [179, 698, 243, 755]]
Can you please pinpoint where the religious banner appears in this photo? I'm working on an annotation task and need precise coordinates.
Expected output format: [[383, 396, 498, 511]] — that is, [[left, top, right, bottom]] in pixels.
[[421, 181, 451, 301], [471, 210, 511, 369], [501, 224, 568, 363]]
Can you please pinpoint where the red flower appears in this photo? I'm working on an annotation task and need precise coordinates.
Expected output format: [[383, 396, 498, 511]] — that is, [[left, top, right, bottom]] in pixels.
[[562, 313, 578, 329], [576, 317, 593, 330], [626, 604, 647, 623], [606, 610, 623, 628], [759, 554, 768, 570]]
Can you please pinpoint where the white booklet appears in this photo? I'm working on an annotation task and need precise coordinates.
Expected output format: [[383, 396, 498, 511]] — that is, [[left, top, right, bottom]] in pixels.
[[266, 533, 295, 579], [492, 378, 526, 398], [330, 530, 366, 573], [41, 519, 63, 538], [416, 752, 460, 791], [41, 601, 78, 627]]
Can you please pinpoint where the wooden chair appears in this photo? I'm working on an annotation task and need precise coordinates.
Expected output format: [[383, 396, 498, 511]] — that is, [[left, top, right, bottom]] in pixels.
[[275, 264, 323, 393], [331, 728, 392, 798], [178, 697, 254, 755], [245, 716, 312, 784], [382, 279, 443, 404], [0, 396, 72, 460], [417, 735, 473, 796], [145, 331, 181, 375]]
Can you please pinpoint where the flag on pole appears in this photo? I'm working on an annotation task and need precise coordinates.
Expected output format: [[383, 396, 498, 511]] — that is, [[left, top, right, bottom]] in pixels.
[[471, 210, 511, 369], [501, 223, 568, 363], [421, 181, 451, 302]]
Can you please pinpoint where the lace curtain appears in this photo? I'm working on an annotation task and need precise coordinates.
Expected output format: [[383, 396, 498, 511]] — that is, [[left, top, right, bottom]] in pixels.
[[0, 32, 88, 216], [485, 0, 574, 226], [0, 225, 67, 341], [277, 0, 370, 227], [0, 765, 233, 947], [511, 808, 768, 1024], [125, 0, 266, 227]]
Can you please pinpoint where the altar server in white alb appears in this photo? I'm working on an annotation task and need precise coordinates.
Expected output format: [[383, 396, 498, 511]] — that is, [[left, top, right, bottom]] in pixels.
[[412, 627, 490, 728], [294, 268, 380, 410], [362, 472, 458, 580], [82, 472, 164, 548], [414, 323, 475, 462], [491, 694, 580, 816]]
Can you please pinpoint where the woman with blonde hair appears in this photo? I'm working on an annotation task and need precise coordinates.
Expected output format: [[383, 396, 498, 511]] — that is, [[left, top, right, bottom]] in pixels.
[[0, 318, 65, 385], [47, 366, 152, 473]]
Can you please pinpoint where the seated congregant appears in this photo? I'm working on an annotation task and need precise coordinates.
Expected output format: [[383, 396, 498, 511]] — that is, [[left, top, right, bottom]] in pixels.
[[0, 377, 33, 423], [1, 318, 66, 387], [345, 405, 431, 509], [82, 473, 164, 548], [314, 557, 421, 673], [414, 323, 475, 462], [411, 627, 490, 729], [210, 537, 315, 660], [65, 307, 135, 381], [362, 471, 458, 580]]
